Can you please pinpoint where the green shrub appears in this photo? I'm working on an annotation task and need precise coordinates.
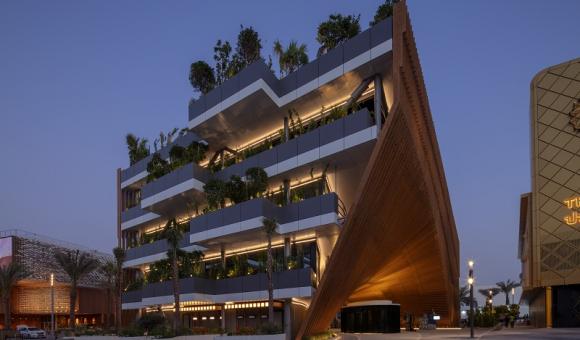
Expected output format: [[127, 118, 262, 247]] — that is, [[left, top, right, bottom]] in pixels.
[[246, 167, 268, 198], [208, 327, 226, 334], [149, 323, 173, 338], [119, 324, 142, 337], [237, 326, 257, 335], [138, 312, 166, 333], [259, 322, 283, 334], [204, 178, 227, 209], [191, 326, 209, 334], [146, 152, 171, 182], [225, 175, 247, 203]]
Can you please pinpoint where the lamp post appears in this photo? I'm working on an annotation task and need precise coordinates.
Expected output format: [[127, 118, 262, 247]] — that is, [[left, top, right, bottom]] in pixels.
[[511, 287, 515, 305], [468, 260, 474, 339], [50, 273, 54, 338]]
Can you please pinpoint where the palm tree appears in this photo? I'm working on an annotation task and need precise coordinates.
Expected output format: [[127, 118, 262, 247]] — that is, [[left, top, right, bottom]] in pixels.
[[0, 263, 28, 329], [100, 261, 117, 329], [55, 250, 99, 329], [262, 217, 278, 323], [478, 288, 500, 308], [161, 219, 183, 332], [113, 247, 125, 332], [273, 40, 309, 77], [125, 133, 150, 165], [496, 279, 521, 305], [459, 285, 477, 310]]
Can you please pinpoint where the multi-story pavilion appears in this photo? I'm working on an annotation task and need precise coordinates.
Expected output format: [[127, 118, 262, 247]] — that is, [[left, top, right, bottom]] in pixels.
[[519, 57, 580, 328], [0, 229, 113, 330], [118, 1, 459, 337]]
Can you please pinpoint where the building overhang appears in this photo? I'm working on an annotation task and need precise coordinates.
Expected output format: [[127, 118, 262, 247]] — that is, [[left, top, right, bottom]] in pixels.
[[297, 1, 459, 338]]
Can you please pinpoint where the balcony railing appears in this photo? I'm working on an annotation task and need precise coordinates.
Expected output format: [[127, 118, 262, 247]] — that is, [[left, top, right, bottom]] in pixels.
[[216, 108, 375, 181], [122, 267, 314, 304], [125, 237, 190, 263], [188, 18, 392, 124], [140, 162, 210, 207], [190, 193, 339, 243], [123, 193, 339, 265]]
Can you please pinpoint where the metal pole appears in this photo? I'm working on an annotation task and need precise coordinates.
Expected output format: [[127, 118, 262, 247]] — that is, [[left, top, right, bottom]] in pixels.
[[51, 273, 55, 337], [468, 261, 474, 338]]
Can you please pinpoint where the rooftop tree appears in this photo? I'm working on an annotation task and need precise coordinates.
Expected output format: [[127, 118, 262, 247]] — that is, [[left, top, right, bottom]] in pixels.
[[370, 0, 396, 26], [273, 40, 309, 77], [316, 14, 361, 56], [213, 40, 233, 85], [235, 25, 262, 68], [189, 60, 216, 95], [125, 133, 150, 165]]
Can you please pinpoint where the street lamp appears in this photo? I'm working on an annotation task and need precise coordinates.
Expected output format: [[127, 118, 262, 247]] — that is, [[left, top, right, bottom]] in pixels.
[[467, 260, 475, 339], [511, 287, 515, 305], [50, 273, 55, 337]]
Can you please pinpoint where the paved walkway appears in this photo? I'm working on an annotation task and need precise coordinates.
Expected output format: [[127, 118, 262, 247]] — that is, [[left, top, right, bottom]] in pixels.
[[339, 327, 580, 339]]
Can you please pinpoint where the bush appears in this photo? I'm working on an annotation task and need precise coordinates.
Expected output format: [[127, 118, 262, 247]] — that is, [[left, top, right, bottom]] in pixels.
[[149, 323, 174, 338], [246, 167, 268, 198], [225, 175, 247, 203], [191, 326, 209, 335], [119, 324, 142, 337], [138, 312, 166, 333], [204, 178, 227, 210], [208, 327, 226, 335], [259, 322, 283, 334], [236, 326, 257, 335], [147, 152, 171, 182]]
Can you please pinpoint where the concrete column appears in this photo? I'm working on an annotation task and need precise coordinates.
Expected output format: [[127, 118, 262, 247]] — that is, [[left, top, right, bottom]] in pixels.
[[546, 286, 553, 328], [284, 117, 289, 142], [374, 74, 383, 133], [283, 179, 291, 205], [284, 299, 292, 340], [284, 238, 291, 269]]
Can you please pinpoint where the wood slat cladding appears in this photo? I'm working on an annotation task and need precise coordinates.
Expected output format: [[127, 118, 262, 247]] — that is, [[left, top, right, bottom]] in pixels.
[[297, 1, 459, 338]]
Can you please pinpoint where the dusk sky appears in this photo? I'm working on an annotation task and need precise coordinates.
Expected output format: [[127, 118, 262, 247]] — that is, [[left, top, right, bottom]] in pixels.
[[1, 0, 579, 302]]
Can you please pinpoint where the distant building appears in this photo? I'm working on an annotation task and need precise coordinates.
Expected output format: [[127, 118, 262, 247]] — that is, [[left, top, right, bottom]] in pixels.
[[519, 58, 580, 327], [0, 229, 113, 330]]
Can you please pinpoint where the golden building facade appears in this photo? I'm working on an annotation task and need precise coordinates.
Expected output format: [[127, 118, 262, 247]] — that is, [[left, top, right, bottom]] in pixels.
[[520, 58, 580, 327]]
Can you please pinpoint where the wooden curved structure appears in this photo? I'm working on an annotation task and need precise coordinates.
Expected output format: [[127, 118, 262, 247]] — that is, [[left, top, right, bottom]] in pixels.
[[297, 1, 459, 337]]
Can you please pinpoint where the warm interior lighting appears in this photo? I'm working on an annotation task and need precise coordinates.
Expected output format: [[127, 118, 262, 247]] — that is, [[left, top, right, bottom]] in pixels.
[[200, 87, 376, 166], [204, 236, 316, 260]]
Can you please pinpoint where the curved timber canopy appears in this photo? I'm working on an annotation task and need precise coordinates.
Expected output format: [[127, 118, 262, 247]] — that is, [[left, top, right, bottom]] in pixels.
[[298, 1, 459, 338]]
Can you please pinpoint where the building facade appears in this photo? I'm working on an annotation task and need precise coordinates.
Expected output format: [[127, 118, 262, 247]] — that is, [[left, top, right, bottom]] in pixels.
[[118, 2, 458, 337], [0, 230, 113, 330], [519, 58, 580, 327]]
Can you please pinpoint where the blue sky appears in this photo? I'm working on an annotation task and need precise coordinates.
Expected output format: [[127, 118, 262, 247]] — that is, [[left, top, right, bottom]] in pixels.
[[0, 0, 579, 299]]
